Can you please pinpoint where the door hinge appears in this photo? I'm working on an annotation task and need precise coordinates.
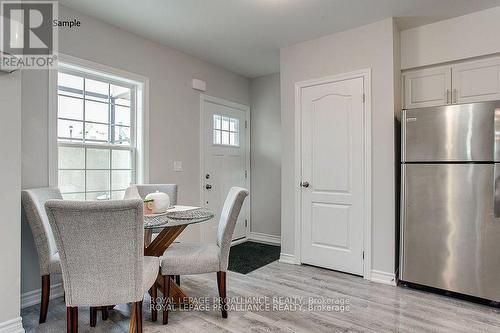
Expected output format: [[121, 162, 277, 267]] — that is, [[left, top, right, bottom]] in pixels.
[[362, 251, 365, 259], [245, 120, 248, 129], [362, 94, 365, 103], [245, 170, 248, 178], [245, 219, 248, 227]]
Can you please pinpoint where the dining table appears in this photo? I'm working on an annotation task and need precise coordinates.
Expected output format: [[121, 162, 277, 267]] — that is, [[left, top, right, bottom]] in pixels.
[[129, 205, 215, 330]]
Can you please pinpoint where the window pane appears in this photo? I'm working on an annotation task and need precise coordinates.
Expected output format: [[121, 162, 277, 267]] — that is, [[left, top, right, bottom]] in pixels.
[[86, 170, 110, 191], [85, 78, 109, 102], [58, 96, 83, 120], [111, 85, 131, 107], [114, 105, 130, 126], [111, 190, 125, 200], [62, 192, 85, 200], [86, 191, 110, 201], [213, 115, 221, 129], [58, 146, 85, 169], [229, 132, 239, 146], [85, 100, 109, 123], [86, 148, 110, 169], [112, 149, 131, 169], [213, 130, 221, 145], [59, 170, 85, 193], [58, 119, 83, 141], [222, 131, 229, 145], [222, 116, 230, 131], [85, 123, 109, 142], [112, 170, 131, 191], [112, 126, 131, 145], [58, 72, 83, 98], [230, 118, 238, 132]]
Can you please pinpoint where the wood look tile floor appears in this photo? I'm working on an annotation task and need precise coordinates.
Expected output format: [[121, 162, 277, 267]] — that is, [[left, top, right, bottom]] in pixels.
[[22, 262, 500, 332]]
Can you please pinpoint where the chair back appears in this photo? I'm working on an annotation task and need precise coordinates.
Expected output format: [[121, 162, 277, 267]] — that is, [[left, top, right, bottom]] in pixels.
[[125, 184, 178, 205], [217, 187, 249, 270], [45, 199, 145, 307], [22, 188, 63, 276]]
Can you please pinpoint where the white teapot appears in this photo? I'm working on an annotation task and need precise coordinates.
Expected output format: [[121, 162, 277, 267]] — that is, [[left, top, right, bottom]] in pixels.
[[144, 191, 171, 214]]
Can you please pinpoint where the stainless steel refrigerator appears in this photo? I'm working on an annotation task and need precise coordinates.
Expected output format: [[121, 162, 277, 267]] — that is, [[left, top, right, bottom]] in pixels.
[[400, 101, 500, 301]]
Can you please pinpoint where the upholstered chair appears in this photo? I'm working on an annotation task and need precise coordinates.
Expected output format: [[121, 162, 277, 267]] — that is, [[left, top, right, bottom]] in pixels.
[[160, 187, 249, 324], [45, 199, 160, 333], [22, 188, 63, 324]]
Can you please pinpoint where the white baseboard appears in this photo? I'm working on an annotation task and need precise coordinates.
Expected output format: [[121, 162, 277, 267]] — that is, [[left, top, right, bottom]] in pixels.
[[0, 317, 24, 333], [370, 269, 396, 286], [231, 237, 248, 246], [279, 253, 300, 265], [21, 282, 64, 309], [248, 232, 281, 245]]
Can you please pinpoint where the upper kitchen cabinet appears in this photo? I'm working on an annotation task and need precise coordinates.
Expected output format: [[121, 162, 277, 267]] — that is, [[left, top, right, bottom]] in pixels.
[[403, 56, 500, 109], [403, 66, 451, 109], [452, 57, 500, 104]]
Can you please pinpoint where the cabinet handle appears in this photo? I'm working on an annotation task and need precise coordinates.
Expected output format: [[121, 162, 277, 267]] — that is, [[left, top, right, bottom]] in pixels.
[[446, 89, 451, 104], [453, 88, 458, 104]]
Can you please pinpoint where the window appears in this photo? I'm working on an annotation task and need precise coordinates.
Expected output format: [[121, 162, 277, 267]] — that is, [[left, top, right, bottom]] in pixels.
[[213, 114, 239, 146], [57, 66, 139, 200]]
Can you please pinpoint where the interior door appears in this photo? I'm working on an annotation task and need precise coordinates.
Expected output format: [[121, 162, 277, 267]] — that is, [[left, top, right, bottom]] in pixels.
[[300, 76, 365, 275], [202, 97, 248, 243]]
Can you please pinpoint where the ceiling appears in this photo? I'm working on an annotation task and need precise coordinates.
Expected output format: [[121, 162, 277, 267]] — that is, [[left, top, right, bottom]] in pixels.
[[59, 0, 500, 78]]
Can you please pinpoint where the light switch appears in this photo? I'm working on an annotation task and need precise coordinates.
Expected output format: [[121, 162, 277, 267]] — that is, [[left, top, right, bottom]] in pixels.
[[173, 161, 183, 172]]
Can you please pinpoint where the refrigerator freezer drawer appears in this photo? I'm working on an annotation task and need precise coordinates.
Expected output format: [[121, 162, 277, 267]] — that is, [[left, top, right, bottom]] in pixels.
[[401, 163, 500, 301], [403, 101, 500, 162]]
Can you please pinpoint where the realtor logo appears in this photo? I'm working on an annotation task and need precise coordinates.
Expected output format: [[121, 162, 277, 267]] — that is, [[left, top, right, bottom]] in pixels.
[[1, 0, 58, 70]]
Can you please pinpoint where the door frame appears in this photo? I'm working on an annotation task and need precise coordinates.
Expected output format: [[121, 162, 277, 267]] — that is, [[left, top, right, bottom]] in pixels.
[[199, 94, 251, 243], [294, 69, 372, 280]]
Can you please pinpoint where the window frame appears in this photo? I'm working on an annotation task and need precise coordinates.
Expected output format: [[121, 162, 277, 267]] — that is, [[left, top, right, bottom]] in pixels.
[[48, 54, 149, 196]]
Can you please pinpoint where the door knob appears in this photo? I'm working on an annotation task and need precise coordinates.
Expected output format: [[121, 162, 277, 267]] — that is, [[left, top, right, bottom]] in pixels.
[[300, 181, 310, 188], [205, 184, 212, 190]]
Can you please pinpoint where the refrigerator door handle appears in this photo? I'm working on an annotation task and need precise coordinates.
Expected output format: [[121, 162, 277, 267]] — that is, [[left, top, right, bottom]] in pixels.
[[495, 107, 500, 162], [495, 164, 500, 219]]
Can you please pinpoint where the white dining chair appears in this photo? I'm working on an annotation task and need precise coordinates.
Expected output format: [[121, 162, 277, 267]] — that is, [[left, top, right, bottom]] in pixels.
[[45, 199, 160, 333], [159, 187, 249, 324], [22, 188, 63, 324]]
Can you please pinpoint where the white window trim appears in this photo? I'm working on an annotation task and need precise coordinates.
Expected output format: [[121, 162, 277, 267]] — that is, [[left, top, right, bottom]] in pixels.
[[48, 54, 150, 189]]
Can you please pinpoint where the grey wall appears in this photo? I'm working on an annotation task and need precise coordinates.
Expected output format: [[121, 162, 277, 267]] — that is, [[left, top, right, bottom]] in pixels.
[[250, 73, 281, 238], [0, 71, 22, 324], [280, 18, 399, 276], [21, 5, 250, 295]]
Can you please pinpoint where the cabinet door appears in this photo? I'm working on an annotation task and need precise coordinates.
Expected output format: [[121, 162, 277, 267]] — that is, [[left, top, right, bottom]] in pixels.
[[452, 57, 500, 104], [403, 66, 451, 109]]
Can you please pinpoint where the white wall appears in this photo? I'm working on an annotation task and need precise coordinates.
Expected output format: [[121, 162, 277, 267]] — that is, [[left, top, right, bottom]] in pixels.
[[21, 5, 250, 295], [401, 6, 500, 69], [250, 73, 281, 239], [0, 71, 23, 330], [280, 18, 399, 276]]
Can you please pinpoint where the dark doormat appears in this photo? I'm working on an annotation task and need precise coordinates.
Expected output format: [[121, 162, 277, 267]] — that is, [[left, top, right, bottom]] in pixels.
[[228, 241, 281, 274]]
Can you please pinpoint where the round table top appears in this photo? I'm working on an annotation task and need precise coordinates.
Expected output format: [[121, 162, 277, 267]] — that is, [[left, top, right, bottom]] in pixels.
[[144, 206, 215, 229]]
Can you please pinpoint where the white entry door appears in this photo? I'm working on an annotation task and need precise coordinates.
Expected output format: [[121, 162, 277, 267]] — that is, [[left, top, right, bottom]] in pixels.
[[201, 96, 249, 243], [300, 75, 366, 276]]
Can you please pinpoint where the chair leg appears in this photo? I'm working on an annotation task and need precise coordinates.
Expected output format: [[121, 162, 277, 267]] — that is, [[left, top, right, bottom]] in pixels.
[[175, 275, 180, 286], [162, 276, 171, 325], [217, 271, 228, 318], [67, 307, 78, 333], [89, 307, 97, 327], [101, 306, 109, 320], [150, 282, 157, 322], [135, 301, 142, 333], [39, 275, 50, 324]]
